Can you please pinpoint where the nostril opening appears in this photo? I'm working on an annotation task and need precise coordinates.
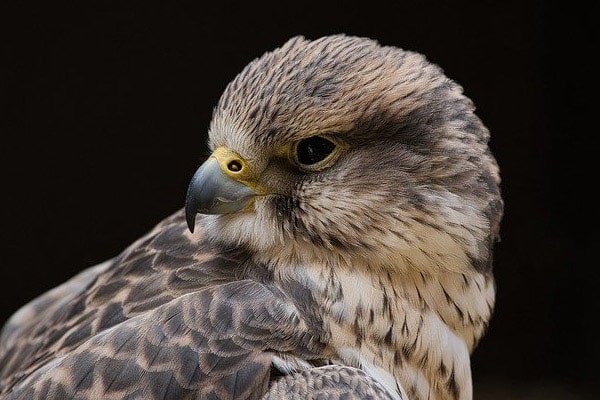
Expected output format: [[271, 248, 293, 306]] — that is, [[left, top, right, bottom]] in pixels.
[[227, 159, 243, 172]]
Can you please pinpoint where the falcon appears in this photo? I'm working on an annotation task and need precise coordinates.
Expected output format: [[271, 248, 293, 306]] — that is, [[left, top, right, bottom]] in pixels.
[[0, 34, 503, 400]]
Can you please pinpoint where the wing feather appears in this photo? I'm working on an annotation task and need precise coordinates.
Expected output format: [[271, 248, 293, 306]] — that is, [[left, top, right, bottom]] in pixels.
[[1, 210, 395, 399], [2, 279, 321, 399], [264, 365, 397, 400]]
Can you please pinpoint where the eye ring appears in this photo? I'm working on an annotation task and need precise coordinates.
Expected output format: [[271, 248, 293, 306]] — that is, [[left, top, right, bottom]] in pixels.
[[291, 135, 340, 171]]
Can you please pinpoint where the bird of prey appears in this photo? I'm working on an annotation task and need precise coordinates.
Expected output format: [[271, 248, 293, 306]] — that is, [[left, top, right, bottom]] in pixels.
[[0, 34, 503, 400]]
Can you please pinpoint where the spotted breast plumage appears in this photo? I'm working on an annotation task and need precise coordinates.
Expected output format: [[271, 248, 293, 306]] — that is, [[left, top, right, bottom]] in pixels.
[[0, 34, 503, 399]]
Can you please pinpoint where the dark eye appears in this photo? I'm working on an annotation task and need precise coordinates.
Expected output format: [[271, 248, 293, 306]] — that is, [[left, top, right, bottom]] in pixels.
[[294, 136, 338, 167]]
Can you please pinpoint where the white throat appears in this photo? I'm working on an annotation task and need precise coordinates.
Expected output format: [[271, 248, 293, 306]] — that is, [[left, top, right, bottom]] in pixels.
[[271, 259, 494, 400]]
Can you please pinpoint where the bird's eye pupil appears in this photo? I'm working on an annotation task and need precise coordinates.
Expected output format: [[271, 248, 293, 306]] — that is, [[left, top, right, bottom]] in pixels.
[[296, 137, 336, 166]]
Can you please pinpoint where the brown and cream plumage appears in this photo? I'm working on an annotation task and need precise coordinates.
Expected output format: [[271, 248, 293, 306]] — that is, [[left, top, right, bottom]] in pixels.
[[0, 34, 503, 399]]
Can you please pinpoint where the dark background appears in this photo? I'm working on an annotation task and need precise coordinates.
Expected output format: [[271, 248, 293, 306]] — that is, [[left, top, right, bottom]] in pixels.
[[0, 1, 595, 398]]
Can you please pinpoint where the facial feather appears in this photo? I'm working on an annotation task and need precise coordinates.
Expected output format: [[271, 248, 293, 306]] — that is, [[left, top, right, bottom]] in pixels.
[[205, 34, 501, 277]]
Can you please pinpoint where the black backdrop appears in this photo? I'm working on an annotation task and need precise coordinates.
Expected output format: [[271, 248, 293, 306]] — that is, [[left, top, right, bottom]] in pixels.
[[0, 1, 595, 398]]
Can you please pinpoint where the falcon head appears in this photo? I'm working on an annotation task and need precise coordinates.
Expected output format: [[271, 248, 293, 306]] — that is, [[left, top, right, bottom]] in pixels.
[[186, 34, 503, 276]]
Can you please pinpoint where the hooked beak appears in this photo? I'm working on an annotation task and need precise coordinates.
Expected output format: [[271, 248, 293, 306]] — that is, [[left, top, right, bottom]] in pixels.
[[184, 148, 256, 233]]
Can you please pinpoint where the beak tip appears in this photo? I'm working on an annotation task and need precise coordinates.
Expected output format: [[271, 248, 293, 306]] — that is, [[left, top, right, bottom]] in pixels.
[[185, 210, 196, 233], [185, 192, 197, 233]]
